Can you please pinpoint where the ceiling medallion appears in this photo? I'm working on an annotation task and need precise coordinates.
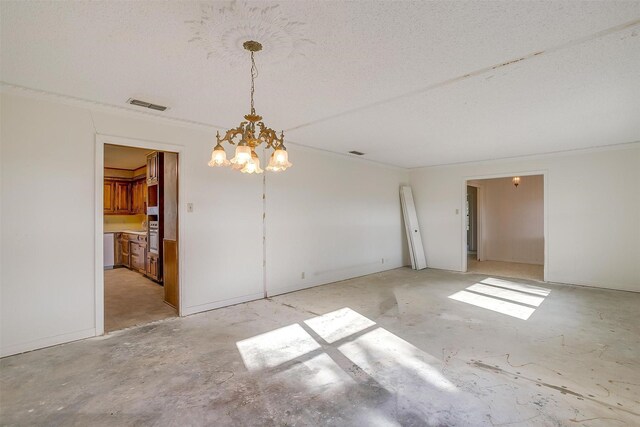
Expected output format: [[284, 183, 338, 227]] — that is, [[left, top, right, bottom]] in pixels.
[[208, 40, 292, 174], [187, 1, 314, 66]]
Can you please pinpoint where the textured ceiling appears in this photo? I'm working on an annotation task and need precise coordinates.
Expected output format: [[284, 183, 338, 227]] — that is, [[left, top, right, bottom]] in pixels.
[[2, 1, 639, 168]]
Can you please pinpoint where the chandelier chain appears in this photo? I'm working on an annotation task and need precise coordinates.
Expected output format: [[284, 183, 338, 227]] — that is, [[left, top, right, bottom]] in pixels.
[[250, 51, 259, 115]]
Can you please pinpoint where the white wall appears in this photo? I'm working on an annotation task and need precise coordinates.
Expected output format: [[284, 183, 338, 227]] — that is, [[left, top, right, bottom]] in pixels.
[[410, 144, 640, 292], [266, 145, 409, 296], [478, 175, 544, 265], [0, 91, 408, 356]]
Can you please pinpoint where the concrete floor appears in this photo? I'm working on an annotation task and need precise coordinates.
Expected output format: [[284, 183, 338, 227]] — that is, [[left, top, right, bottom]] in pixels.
[[1, 268, 638, 426], [104, 268, 176, 332], [467, 253, 544, 281]]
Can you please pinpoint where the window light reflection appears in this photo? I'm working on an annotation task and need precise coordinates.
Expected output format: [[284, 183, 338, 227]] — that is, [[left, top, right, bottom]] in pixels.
[[338, 327, 458, 392], [236, 323, 320, 371], [304, 307, 376, 344], [449, 277, 551, 320]]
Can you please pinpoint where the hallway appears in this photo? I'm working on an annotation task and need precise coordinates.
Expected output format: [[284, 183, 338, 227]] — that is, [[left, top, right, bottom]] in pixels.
[[467, 253, 543, 281]]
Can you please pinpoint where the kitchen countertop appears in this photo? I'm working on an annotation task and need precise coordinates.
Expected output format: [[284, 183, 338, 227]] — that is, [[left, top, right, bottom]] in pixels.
[[104, 230, 147, 236]]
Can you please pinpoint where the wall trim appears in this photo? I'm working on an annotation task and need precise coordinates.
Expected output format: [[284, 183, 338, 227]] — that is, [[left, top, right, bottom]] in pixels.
[[410, 141, 640, 171], [1, 328, 96, 358], [182, 292, 265, 316], [1, 83, 406, 171], [1, 81, 223, 131], [267, 263, 405, 298]]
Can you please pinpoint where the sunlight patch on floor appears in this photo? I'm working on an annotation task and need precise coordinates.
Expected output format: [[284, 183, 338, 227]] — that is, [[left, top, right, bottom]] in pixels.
[[449, 278, 551, 320], [236, 307, 457, 396], [338, 327, 458, 392], [466, 283, 545, 306], [481, 277, 550, 296], [236, 323, 320, 371], [304, 307, 376, 344]]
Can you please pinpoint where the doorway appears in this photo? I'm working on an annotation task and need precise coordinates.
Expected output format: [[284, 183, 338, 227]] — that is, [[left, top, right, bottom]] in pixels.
[[97, 136, 181, 334], [464, 174, 546, 282]]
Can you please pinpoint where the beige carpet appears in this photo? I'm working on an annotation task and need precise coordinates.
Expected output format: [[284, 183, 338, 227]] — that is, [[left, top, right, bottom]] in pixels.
[[467, 254, 543, 281], [104, 268, 176, 332]]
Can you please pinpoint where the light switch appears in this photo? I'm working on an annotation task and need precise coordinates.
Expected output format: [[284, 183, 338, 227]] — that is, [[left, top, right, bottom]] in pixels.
[[187, 203, 194, 213]]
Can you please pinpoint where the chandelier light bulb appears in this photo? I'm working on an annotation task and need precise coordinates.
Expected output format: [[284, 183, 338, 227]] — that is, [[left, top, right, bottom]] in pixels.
[[241, 151, 263, 174], [266, 147, 293, 172], [231, 144, 252, 166], [208, 144, 230, 167]]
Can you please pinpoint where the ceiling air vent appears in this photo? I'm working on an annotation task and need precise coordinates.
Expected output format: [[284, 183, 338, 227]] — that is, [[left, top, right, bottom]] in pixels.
[[349, 151, 365, 156], [127, 98, 168, 111]]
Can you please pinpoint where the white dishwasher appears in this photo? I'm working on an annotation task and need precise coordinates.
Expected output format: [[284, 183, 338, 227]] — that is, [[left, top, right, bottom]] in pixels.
[[103, 233, 115, 269]]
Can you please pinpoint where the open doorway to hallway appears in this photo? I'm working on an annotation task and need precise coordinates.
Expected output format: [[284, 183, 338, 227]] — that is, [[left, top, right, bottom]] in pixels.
[[103, 144, 179, 332], [465, 175, 544, 281]]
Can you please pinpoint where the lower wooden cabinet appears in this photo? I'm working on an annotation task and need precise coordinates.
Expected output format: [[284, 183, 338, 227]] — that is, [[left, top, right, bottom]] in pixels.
[[120, 236, 130, 268], [130, 241, 146, 273], [147, 253, 159, 281]]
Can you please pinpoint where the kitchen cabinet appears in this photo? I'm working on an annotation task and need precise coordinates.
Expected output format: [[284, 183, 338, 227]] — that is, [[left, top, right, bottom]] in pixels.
[[104, 177, 146, 215], [147, 152, 159, 185], [120, 235, 130, 268], [131, 179, 147, 214], [117, 232, 147, 274], [130, 241, 146, 273], [114, 181, 131, 213], [104, 182, 115, 214], [147, 253, 159, 281]]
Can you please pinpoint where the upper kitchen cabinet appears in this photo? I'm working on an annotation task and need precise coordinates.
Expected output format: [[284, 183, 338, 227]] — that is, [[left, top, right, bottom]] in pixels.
[[114, 181, 131, 214], [131, 179, 147, 214], [104, 181, 115, 214], [103, 174, 146, 215], [147, 152, 159, 185]]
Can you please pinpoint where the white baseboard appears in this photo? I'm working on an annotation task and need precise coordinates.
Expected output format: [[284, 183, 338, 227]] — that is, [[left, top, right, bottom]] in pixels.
[[1, 328, 96, 358], [181, 292, 265, 316], [267, 263, 404, 298]]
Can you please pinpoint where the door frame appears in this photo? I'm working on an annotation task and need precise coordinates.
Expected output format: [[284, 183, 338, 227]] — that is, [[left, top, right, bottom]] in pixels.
[[461, 170, 548, 281], [95, 134, 185, 336]]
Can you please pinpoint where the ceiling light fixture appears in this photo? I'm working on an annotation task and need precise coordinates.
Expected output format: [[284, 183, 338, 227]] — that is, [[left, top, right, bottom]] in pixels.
[[208, 40, 292, 174], [512, 176, 520, 187]]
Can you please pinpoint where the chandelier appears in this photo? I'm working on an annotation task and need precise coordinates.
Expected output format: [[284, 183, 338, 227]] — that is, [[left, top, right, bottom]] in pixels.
[[208, 40, 292, 174]]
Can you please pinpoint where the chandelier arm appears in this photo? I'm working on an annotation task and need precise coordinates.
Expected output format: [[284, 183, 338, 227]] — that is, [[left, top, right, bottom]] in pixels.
[[218, 125, 246, 145], [258, 127, 278, 148]]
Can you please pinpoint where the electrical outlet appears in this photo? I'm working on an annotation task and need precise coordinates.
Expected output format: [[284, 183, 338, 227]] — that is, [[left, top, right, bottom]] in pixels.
[[455, 208, 459, 214], [381, 258, 385, 264], [187, 203, 194, 213], [301, 272, 305, 279]]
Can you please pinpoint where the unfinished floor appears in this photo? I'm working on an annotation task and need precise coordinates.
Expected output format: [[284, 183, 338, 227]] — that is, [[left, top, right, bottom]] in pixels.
[[104, 268, 176, 332], [467, 253, 544, 281], [1, 268, 638, 426]]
